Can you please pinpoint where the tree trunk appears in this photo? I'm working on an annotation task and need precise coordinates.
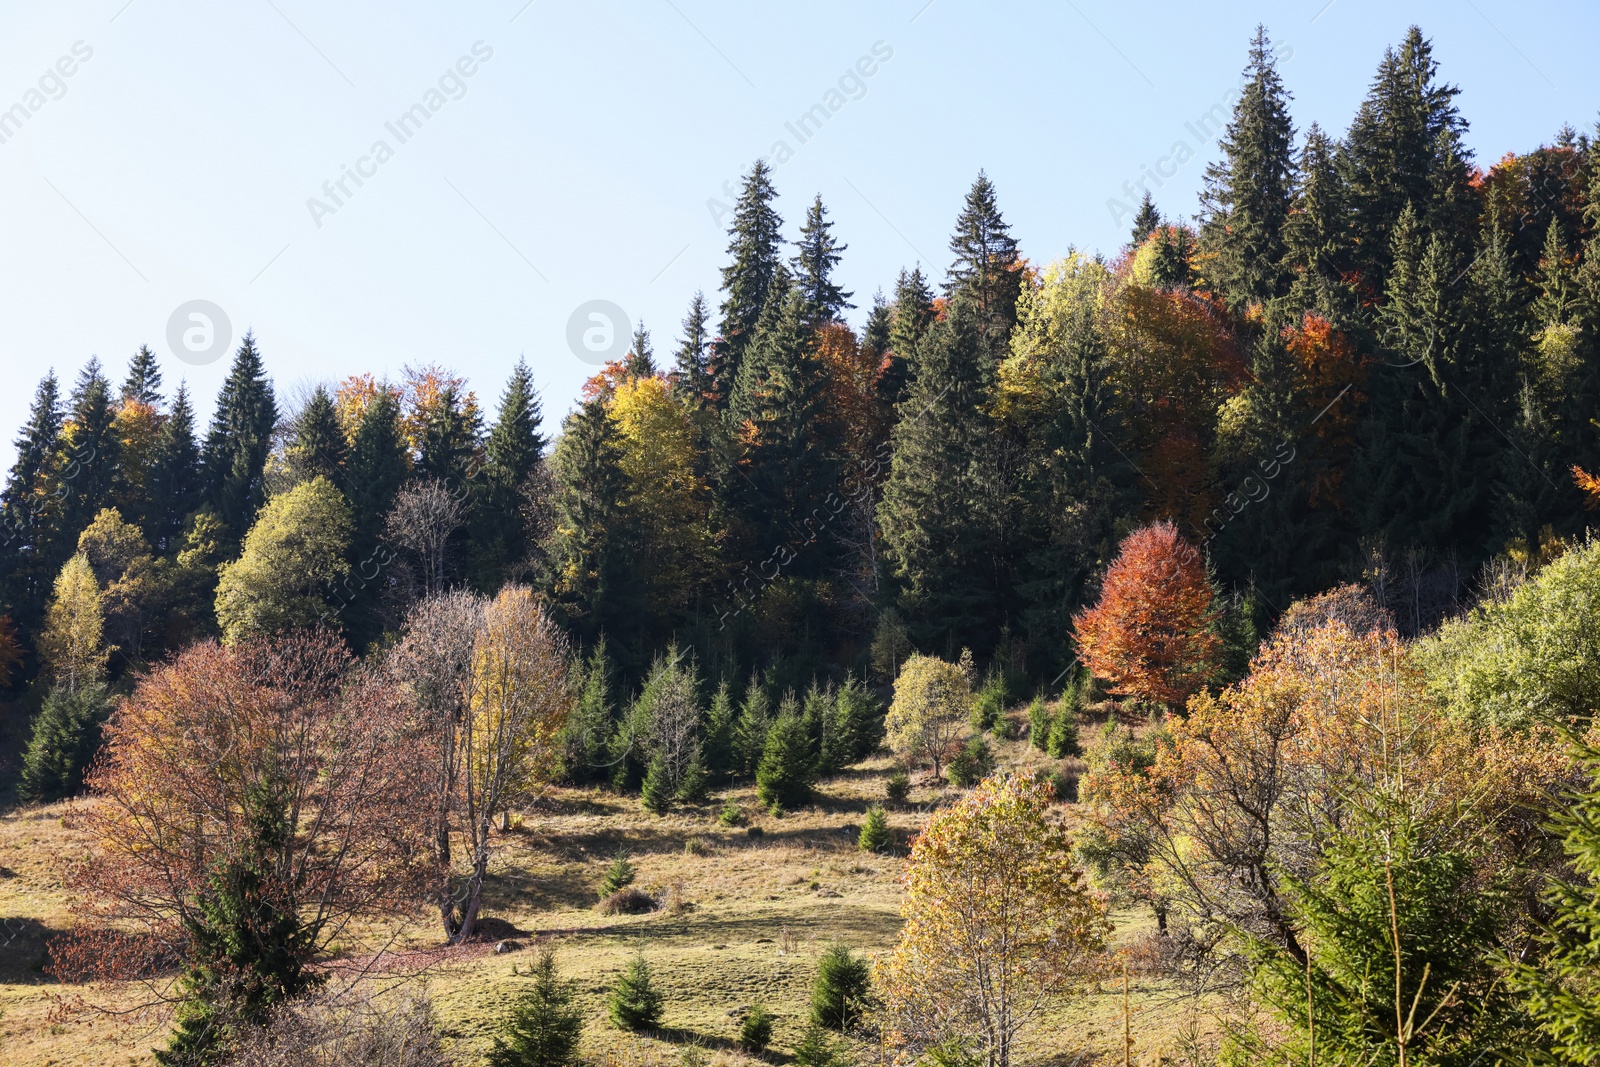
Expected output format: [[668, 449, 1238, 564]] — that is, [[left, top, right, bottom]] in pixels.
[[453, 848, 490, 944]]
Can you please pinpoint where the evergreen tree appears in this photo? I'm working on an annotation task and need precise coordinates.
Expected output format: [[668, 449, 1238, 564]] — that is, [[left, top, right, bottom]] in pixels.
[[57, 359, 123, 546], [712, 160, 784, 408], [0, 372, 65, 635], [791, 194, 853, 327], [640, 752, 673, 814], [413, 382, 482, 485], [810, 943, 872, 1030], [488, 949, 583, 1067], [623, 324, 656, 378], [1197, 26, 1296, 313], [732, 675, 773, 777], [146, 383, 203, 553], [474, 359, 545, 589], [1283, 123, 1356, 324], [1147, 224, 1196, 288], [702, 678, 738, 778], [607, 955, 664, 1031], [341, 387, 408, 646], [945, 171, 1022, 363], [202, 333, 278, 543], [284, 386, 346, 486], [544, 397, 637, 653], [858, 805, 891, 853], [756, 702, 816, 814], [559, 640, 615, 784], [670, 291, 713, 403], [879, 268, 936, 412], [1130, 191, 1161, 246], [740, 1002, 774, 1051], [120, 345, 163, 407], [18, 682, 112, 803]]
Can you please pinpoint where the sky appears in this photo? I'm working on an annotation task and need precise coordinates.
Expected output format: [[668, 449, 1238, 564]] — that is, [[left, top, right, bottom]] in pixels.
[[0, 0, 1595, 472]]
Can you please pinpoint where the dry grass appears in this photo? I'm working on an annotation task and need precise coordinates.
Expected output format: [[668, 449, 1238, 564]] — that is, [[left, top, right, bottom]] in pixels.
[[0, 702, 1212, 1066]]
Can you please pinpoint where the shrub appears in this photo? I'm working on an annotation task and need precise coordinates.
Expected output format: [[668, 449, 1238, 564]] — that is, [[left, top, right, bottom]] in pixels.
[[946, 737, 995, 788], [607, 955, 663, 1031], [717, 801, 744, 827], [683, 836, 708, 856], [19, 682, 112, 803], [1027, 696, 1051, 751], [970, 672, 1006, 732], [1046, 705, 1081, 759], [641, 753, 673, 815], [811, 944, 872, 1030], [1037, 767, 1077, 803], [597, 850, 636, 898], [792, 1021, 847, 1067], [488, 948, 583, 1067], [886, 769, 911, 802], [739, 1001, 774, 1051], [597, 887, 658, 916], [858, 806, 891, 853]]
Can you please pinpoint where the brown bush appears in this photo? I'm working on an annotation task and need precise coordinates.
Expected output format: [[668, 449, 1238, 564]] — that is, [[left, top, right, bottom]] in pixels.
[[597, 887, 659, 915]]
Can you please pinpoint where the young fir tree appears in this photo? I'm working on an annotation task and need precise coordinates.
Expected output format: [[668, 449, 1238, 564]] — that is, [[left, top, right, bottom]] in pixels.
[[607, 955, 664, 1031], [640, 752, 673, 815], [202, 333, 278, 544], [756, 699, 816, 814], [858, 805, 891, 853], [791, 194, 853, 328], [18, 682, 112, 803], [702, 678, 738, 779], [57, 359, 123, 547], [146, 382, 203, 553], [711, 160, 784, 409], [544, 397, 637, 652], [1197, 26, 1296, 313], [0, 372, 64, 635], [732, 676, 774, 778], [285, 386, 346, 487], [810, 943, 872, 1030], [945, 171, 1022, 364], [559, 640, 614, 784], [474, 359, 545, 589], [120, 345, 163, 407], [670, 291, 713, 404], [488, 948, 583, 1067], [1129, 191, 1161, 247]]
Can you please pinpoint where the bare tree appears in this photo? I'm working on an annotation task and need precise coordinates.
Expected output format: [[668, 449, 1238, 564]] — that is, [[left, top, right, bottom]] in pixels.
[[385, 478, 468, 599]]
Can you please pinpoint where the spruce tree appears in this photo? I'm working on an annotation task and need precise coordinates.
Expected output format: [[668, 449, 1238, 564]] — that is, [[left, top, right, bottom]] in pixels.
[[878, 267, 935, 412], [810, 943, 871, 1030], [342, 388, 409, 646], [56, 360, 122, 547], [0, 372, 64, 635], [623, 324, 656, 378], [1283, 123, 1356, 325], [475, 359, 545, 588], [413, 382, 482, 485], [862, 289, 892, 361], [945, 171, 1022, 362], [712, 160, 784, 408], [285, 387, 346, 486], [146, 383, 203, 553], [202, 333, 278, 543], [1197, 26, 1296, 313], [756, 702, 816, 813], [732, 676, 773, 777], [120, 345, 163, 407], [858, 806, 890, 853], [488, 949, 583, 1067], [670, 291, 713, 403], [18, 682, 112, 803], [791, 194, 853, 327], [607, 955, 664, 1031], [1130, 191, 1161, 246], [559, 640, 615, 783]]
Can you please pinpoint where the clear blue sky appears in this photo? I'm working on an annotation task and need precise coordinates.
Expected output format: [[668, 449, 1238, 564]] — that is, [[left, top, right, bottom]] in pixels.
[[0, 0, 1594, 471]]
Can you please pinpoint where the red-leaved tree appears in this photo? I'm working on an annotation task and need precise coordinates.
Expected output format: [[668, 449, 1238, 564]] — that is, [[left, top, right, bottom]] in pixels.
[[1072, 521, 1219, 709]]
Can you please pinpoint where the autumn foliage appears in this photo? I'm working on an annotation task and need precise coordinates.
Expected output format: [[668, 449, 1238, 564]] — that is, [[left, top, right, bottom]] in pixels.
[[1072, 521, 1219, 708]]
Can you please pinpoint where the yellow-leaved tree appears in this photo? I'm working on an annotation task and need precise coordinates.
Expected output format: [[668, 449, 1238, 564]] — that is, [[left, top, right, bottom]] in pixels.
[[214, 476, 352, 643], [885, 652, 972, 778], [39, 552, 110, 694], [877, 773, 1109, 1067]]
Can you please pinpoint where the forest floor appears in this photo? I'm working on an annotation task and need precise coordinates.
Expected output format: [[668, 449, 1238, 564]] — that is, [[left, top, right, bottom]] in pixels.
[[0, 705, 1220, 1066]]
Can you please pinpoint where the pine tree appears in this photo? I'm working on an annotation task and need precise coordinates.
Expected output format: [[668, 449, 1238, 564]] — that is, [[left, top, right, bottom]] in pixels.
[[1283, 123, 1356, 324], [878, 268, 935, 412], [488, 948, 583, 1067], [607, 955, 664, 1031], [810, 943, 871, 1030], [792, 1022, 847, 1067], [640, 752, 673, 814], [560, 640, 615, 783], [756, 704, 816, 814], [146, 383, 203, 553], [474, 360, 545, 589], [120, 345, 163, 407], [413, 382, 482, 484], [740, 1002, 774, 1051], [285, 387, 346, 486], [732, 676, 773, 777], [670, 292, 713, 404], [863, 289, 891, 357], [1130, 191, 1161, 246], [946, 171, 1022, 362], [0, 372, 65, 636], [545, 397, 637, 652], [703, 678, 737, 778], [342, 387, 408, 646], [57, 359, 123, 546], [18, 682, 112, 803], [792, 194, 853, 327], [858, 805, 891, 853], [1197, 26, 1296, 313], [712, 160, 784, 408], [203, 333, 278, 543]]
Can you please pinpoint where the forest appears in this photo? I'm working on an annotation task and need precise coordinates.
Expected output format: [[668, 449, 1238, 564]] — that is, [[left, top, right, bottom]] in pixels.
[[4, 22, 1600, 1067]]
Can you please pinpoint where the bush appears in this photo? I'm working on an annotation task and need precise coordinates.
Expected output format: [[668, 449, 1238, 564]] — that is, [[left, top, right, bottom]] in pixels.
[[886, 769, 911, 802], [858, 806, 891, 853], [756, 710, 816, 814], [597, 850, 636, 898], [970, 671, 1008, 732], [19, 683, 112, 803], [1046, 705, 1081, 759], [1036, 767, 1078, 803], [607, 955, 663, 1031], [792, 1021, 846, 1067], [597, 887, 658, 915], [1027, 696, 1051, 751], [811, 944, 872, 1030], [488, 948, 583, 1067], [946, 737, 995, 788], [739, 1001, 774, 1051], [641, 753, 673, 814], [717, 801, 744, 827]]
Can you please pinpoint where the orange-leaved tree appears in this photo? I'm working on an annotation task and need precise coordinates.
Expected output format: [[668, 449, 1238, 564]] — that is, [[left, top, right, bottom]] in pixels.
[[876, 773, 1109, 1067], [1072, 520, 1219, 709]]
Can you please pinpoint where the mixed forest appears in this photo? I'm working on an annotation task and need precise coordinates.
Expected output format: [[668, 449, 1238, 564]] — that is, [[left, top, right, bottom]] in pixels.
[[5, 23, 1600, 1067]]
